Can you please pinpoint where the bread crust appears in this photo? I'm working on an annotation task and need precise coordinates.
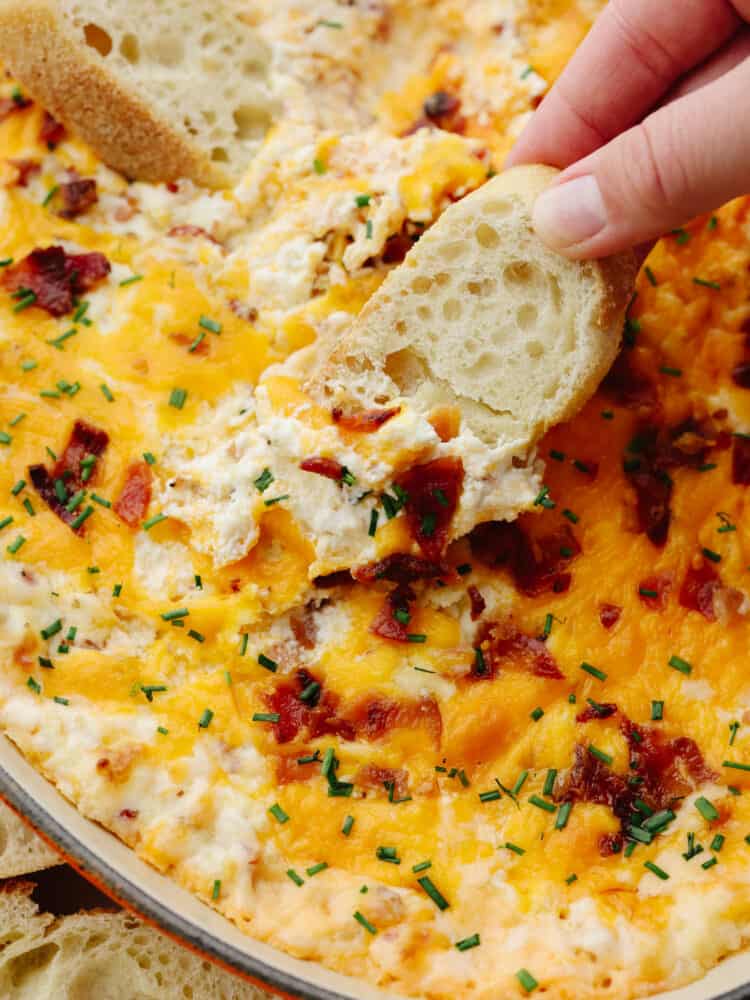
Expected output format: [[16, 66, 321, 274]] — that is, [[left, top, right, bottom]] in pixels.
[[0, 0, 228, 187]]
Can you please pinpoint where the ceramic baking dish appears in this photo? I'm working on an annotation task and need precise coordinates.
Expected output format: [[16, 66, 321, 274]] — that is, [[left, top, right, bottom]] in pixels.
[[0, 734, 746, 1000]]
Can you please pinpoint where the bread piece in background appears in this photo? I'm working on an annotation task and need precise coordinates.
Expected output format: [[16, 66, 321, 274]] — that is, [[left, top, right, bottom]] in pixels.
[[309, 164, 638, 450], [0, 802, 59, 879], [0, 0, 277, 187], [0, 881, 271, 1000]]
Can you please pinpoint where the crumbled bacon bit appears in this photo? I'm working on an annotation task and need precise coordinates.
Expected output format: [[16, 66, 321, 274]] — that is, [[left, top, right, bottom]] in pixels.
[[381, 230, 416, 264], [96, 746, 140, 782], [470, 519, 581, 597], [576, 702, 617, 723], [467, 585, 486, 620], [167, 224, 221, 245], [602, 351, 656, 410], [346, 695, 442, 746], [58, 173, 98, 219], [628, 464, 671, 546], [229, 298, 259, 323], [353, 553, 450, 585], [7, 158, 40, 187], [2, 245, 110, 317], [119, 808, 139, 820], [637, 574, 671, 611], [39, 111, 65, 148], [598, 603, 622, 629], [396, 457, 464, 560], [370, 583, 415, 643], [0, 94, 31, 124], [331, 405, 399, 432], [313, 570, 354, 589], [114, 461, 152, 528], [598, 832, 623, 856], [357, 764, 409, 799], [679, 558, 721, 622], [732, 435, 750, 485], [29, 419, 109, 532], [422, 90, 466, 133], [170, 332, 210, 355], [475, 621, 564, 681], [732, 362, 750, 389], [265, 669, 354, 745], [621, 719, 717, 806], [299, 456, 346, 481]]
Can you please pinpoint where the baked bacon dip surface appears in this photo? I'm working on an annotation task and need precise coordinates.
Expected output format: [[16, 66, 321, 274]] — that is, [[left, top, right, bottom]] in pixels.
[[3, 3, 750, 1000]]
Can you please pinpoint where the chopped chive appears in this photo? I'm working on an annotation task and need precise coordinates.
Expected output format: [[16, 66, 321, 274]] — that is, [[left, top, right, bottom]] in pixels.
[[26, 677, 41, 694], [269, 803, 289, 824], [512, 770, 528, 796], [516, 969, 538, 993], [53, 696, 69, 706], [722, 760, 750, 772], [407, 633, 427, 643], [456, 563, 472, 575], [693, 277, 721, 291], [504, 841, 526, 856], [188, 331, 205, 353], [8, 534, 26, 554], [252, 712, 279, 723], [20, 360, 37, 371], [286, 869, 304, 886], [313, 158, 326, 175], [47, 327, 78, 350], [299, 681, 321, 704], [710, 833, 725, 852], [143, 513, 167, 531], [412, 860, 431, 873], [479, 789, 502, 803], [199, 314, 222, 334], [140, 684, 167, 702], [533, 485, 555, 509], [529, 794, 555, 813], [702, 547, 721, 563], [41, 619, 63, 639], [565, 872, 577, 884], [112, 583, 122, 597], [660, 366, 682, 377], [455, 933, 480, 951], [161, 607, 189, 621], [668, 654, 692, 675], [644, 266, 658, 286], [729, 721, 740, 746], [22, 498, 34, 516], [169, 387, 187, 409], [368, 508, 379, 536], [264, 494, 289, 507], [530, 706, 544, 722], [355, 194, 371, 207], [143, 452, 156, 466], [695, 796, 719, 821], [0, 516, 13, 531], [707, 215, 719, 231], [71, 505, 94, 530], [38, 656, 54, 669], [543, 769, 558, 797], [702, 856, 718, 870], [417, 875, 449, 910], [353, 911, 377, 935], [549, 449, 565, 462], [342, 815, 354, 836], [239, 633, 249, 656], [562, 508, 579, 524], [66, 490, 86, 513], [365, 219, 373, 239], [41, 186, 58, 208], [198, 708, 214, 728], [0, 431, 11, 446], [211, 879, 221, 900], [588, 745, 613, 766], [642, 809, 675, 833], [119, 274, 143, 286], [258, 653, 278, 672], [580, 661, 607, 681], [254, 468, 274, 493], [188, 629, 205, 643], [100, 383, 114, 402], [644, 860, 669, 880], [72, 301, 89, 323], [306, 862, 328, 877], [672, 228, 691, 245], [651, 700, 664, 721], [10, 480, 25, 496], [0, 257, 12, 267]]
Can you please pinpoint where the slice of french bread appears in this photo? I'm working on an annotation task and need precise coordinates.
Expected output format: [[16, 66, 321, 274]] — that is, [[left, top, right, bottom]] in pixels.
[[308, 164, 638, 449], [0, 802, 59, 878], [0, 0, 276, 187], [0, 881, 270, 999]]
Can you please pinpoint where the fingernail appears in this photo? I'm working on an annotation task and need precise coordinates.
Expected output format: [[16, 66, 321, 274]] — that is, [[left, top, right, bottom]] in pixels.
[[532, 174, 607, 250]]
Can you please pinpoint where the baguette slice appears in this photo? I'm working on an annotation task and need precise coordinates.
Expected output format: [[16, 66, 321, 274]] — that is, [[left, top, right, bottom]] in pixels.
[[0, 0, 276, 187], [0, 801, 59, 878], [0, 881, 269, 999], [308, 164, 638, 449]]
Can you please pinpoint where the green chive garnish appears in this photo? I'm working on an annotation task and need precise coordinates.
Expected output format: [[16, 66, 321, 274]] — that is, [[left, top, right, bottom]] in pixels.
[[516, 969, 539, 993], [269, 803, 289, 824], [455, 934, 480, 951], [169, 387, 187, 409], [353, 911, 376, 934], [668, 654, 692, 675], [695, 796, 719, 822], [198, 708, 214, 728], [580, 661, 607, 681], [417, 875, 449, 910], [588, 745, 613, 766], [258, 653, 277, 672], [644, 860, 669, 880]]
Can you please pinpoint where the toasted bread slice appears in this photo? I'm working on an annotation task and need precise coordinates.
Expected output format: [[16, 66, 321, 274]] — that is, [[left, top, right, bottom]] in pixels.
[[0, 0, 276, 187], [0, 801, 59, 878], [0, 881, 269, 999], [308, 164, 638, 449]]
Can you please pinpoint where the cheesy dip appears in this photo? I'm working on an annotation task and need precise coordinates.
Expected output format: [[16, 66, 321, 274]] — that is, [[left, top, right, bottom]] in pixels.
[[2, 2, 750, 999]]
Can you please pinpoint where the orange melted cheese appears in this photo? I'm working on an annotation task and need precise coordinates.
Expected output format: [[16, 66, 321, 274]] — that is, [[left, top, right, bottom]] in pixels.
[[3, 5, 750, 1000]]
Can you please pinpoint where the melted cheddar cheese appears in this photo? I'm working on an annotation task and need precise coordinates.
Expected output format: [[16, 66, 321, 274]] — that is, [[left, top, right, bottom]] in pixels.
[[2, 4, 750, 1000]]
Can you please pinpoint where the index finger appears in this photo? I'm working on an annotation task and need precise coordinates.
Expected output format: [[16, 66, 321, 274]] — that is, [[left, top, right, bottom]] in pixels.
[[507, 0, 740, 169]]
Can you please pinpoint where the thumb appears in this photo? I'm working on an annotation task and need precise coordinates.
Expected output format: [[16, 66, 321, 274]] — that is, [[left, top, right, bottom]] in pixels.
[[530, 58, 750, 259]]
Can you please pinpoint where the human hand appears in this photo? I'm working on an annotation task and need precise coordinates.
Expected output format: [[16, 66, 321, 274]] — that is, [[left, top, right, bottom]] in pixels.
[[507, 0, 750, 259]]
